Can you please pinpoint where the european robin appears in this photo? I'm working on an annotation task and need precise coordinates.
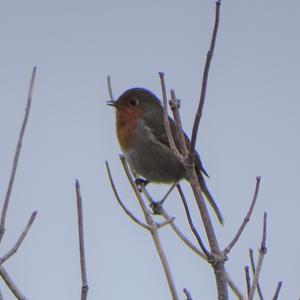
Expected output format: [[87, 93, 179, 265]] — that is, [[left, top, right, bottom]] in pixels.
[[108, 88, 223, 224]]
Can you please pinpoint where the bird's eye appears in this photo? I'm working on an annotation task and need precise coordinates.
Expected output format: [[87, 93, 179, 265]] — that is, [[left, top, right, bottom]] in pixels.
[[129, 98, 139, 106]]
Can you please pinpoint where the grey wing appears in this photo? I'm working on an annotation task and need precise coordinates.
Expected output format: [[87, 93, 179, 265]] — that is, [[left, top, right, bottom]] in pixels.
[[145, 113, 209, 177]]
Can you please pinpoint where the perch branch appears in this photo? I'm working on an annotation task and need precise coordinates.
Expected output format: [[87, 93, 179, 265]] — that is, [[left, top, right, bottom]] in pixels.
[[120, 156, 179, 300]]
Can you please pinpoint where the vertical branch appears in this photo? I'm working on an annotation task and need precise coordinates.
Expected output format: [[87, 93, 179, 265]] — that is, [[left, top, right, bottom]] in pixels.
[[244, 266, 251, 296], [272, 281, 283, 300], [0, 66, 37, 243], [106, 75, 115, 102], [75, 180, 89, 300], [189, 0, 221, 155], [249, 248, 264, 300], [248, 213, 267, 300]]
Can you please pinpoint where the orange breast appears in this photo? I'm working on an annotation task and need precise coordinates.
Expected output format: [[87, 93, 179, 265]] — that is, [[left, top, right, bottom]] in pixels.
[[116, 106, 143, 151]]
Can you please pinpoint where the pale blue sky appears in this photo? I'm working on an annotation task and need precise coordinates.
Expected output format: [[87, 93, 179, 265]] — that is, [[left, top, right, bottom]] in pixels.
[[0, 0, 299, 299]]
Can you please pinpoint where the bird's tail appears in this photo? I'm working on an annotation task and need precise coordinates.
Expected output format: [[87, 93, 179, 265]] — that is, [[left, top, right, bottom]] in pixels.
[[195, 166, 224, 225]]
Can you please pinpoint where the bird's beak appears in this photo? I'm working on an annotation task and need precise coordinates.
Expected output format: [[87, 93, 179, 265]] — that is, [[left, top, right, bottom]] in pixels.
[[106, 100, 118, 107]]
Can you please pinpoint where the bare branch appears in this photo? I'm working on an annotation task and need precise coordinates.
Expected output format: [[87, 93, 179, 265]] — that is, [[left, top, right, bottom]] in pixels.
[[272, 281, 283, 300], [119, 156, 179, 300], [0, 265, 27, 300], [75, 180, 89, 300], [249, 248, 264, 300], [158, 72, 183, 162], [106, 75, 115, 102], [169, 89, 189, 158], [244, 266, 251, 296], [0, 211, 38, 263], [189, 0, 221, 156], [183, 288, 193, 300], [0, 66, 37, 243], [160, 208, 206, 259], [224, 176, 261, 255], [105, 161, 148, 229], [248, 213, 268, 300], [226, 273, 245, 300], [176, 184, 210, 258]]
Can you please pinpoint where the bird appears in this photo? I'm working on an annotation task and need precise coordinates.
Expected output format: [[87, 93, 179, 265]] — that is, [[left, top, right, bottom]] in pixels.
[[107, 87, 223, 224]]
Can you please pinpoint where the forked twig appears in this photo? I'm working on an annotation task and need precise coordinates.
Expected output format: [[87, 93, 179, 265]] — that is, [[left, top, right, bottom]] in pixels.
[[75, 180, 89, 300], [0, 211, 38, 263], [224, 177, 261, 255], [0, 66, 37, 243]]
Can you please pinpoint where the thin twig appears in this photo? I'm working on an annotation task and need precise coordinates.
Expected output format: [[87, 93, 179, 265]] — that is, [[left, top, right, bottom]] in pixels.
[[249, 248, 264, 300], [226, 272, 245, 300], [248, 213, 268, 300], [160, 183, 176, 204], [183, 288, 193, 300], [0, 66, 37, 243], [106, 75, 115, 102], [0, 211, 38, 263], [158, 72, 183, 162], [0, 265, 27, 300], [224, 177, 261, 255], [75, 180, 89, 300], [272, 281, 283, 300], [189, 0, 221, 156], [105, 161, 148, 229], [176, 184, 210, 258], [161, 208, 206, 259], [169, 89, 189, 159], [119, 156, 179, 300], [244, 266, 251, 296]]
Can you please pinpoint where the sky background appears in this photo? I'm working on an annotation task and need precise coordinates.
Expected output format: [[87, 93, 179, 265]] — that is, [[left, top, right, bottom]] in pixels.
[[0, 0, 299, 299]]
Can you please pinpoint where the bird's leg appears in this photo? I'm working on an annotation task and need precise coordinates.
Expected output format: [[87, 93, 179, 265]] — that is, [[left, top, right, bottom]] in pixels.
[[160, 183, 177, 205], [150, 183, 177, 214]]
